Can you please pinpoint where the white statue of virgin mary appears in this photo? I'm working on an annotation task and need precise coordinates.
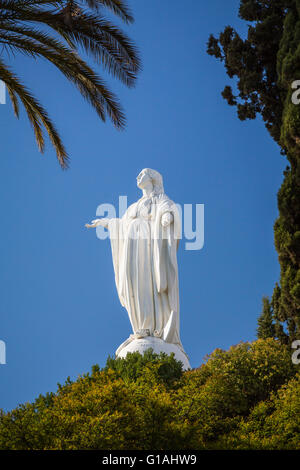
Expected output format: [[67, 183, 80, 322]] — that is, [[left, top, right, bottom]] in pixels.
[[86, 169, 190, 369]]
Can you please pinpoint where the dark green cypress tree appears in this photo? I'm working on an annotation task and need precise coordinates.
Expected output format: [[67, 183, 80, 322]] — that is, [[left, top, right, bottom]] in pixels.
[[207, 0, 300, 343], [257, 297, 276, 339]]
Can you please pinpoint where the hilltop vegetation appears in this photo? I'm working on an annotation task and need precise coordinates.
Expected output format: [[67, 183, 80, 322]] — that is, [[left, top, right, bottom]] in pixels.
[[0, 339, 299, 450]]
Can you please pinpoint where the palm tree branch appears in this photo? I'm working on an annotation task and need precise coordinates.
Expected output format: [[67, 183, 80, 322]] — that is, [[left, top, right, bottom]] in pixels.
[[82, 0, 134, 24], [3, 7, 140, 73], [0, 57, 68, 167], [0, 23, 138, 87], [0, 0, 139, 167], [0, 33, 125, 127], [60, 12, 140, 72], [6, 84, 19, 117]]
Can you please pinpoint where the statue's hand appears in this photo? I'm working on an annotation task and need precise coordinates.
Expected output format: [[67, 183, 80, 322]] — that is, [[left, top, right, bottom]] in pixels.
[[85, 218, 109, 229], [161, 212, 173, 227], [85, 219, 100, 228]]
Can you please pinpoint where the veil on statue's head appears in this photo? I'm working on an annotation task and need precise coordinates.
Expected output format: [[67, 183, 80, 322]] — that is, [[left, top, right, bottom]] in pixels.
[[142, 168, 164, 196]]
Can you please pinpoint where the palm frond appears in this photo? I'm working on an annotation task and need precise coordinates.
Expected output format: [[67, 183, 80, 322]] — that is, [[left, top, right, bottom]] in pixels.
[[0, 58, 68, 167], [0, 0, 140, 167], [82, 0, 134, 24], [6, 84, 19, 117]]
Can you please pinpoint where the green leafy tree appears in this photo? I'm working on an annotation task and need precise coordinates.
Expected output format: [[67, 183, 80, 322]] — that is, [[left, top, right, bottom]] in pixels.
[[0, 0, 140, 167], [0, 340, 297, 450], [207, 0, 300, 343], [174, 338, 295, 448], [221, 372, 300, 449], [104, 349, 183, 387]]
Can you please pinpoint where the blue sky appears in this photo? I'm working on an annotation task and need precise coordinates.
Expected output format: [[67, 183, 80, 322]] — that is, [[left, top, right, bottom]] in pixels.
[[0, 0, 286, 411]]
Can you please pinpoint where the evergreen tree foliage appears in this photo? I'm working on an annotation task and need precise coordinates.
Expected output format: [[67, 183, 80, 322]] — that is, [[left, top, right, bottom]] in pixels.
[[207, 0, 300, 343], [257, 297, 276, 339]]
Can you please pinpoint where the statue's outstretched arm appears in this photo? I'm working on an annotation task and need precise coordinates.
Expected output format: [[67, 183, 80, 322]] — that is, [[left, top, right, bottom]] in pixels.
[[85, 218, 109, 229]]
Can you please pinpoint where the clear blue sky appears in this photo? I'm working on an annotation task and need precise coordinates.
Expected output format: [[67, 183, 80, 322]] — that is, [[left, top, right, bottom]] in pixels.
[[0, 0, 286, 411]]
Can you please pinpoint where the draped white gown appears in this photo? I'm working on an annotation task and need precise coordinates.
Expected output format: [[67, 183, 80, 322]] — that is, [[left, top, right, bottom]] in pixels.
[[107, 193, 184, 354]]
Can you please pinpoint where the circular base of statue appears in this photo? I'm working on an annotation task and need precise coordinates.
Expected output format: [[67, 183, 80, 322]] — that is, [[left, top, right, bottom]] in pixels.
[[115, 336, 191, 370]]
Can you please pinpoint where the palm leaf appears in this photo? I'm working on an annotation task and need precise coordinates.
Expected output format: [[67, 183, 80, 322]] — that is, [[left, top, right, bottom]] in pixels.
[[0, 0, 139, 167], [0, 58, 68, 167]]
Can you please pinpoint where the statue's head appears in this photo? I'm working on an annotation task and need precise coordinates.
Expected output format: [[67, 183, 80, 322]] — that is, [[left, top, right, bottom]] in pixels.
[[136, 168, 164, 195]]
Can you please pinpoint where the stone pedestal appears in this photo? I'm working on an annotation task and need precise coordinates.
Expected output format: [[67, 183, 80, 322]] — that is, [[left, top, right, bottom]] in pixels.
[[116, 336, 191, 370]]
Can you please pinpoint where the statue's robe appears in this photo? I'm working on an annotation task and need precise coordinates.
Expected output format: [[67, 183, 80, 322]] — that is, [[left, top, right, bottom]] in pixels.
[[107, 193, 184, 355]]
